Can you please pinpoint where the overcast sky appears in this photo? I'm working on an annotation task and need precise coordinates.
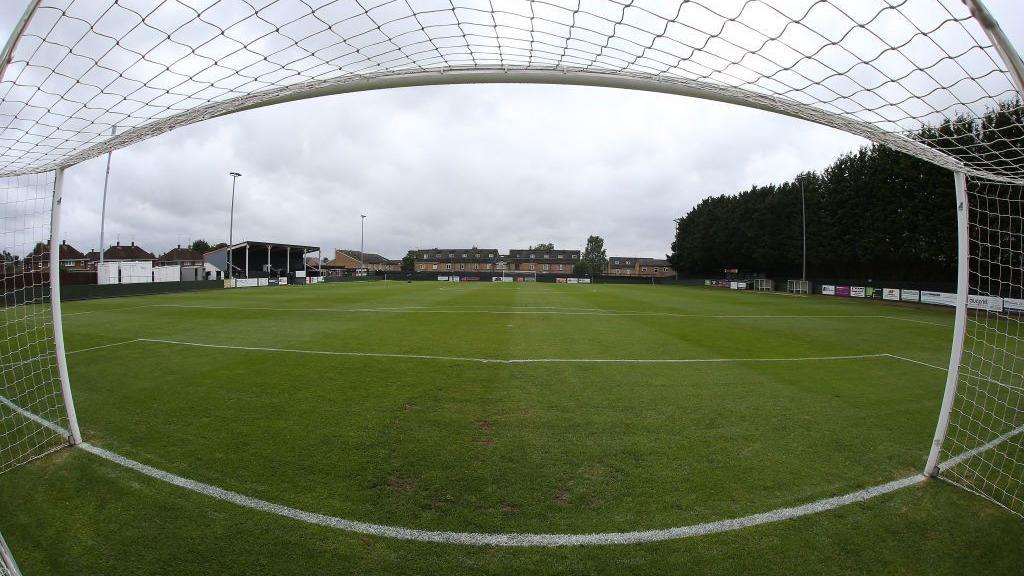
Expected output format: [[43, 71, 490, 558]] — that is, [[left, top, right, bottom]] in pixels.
[[2, 1, 1021, 260]]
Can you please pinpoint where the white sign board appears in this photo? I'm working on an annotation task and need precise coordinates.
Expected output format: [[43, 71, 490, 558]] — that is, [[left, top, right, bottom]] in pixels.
[[729, 281, 738, 290], [233, 278, 259, 287], [821, 285, 835, 295], [920, 291, 956, 307], [851, 286, 866, 298], [968, 294, 1003, 311], [1003, 298, 1024, 312], [883, 288, 900, 301], [737, 282, 747, 290], [578, 278, 591, 284], [294, 270, 306, 278], [567, 277, 578, 284], [901, 289, 920, 302], [438, 276, 448, 281]]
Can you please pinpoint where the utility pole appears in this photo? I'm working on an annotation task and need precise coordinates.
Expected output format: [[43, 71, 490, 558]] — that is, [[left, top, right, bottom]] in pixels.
[[360, 214, 366, 272], [228, 172, 241, 279]]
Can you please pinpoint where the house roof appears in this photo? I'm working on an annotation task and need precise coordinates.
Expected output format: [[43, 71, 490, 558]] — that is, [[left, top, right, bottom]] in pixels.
[[102, 242, 157, 261], [415, 248, 500, 261], [158, 246, 203, 262], [334, 250, 396, 264], [639, 258, 672, 267], [26, 240, 88, 262], [608, 256, 638, 266]]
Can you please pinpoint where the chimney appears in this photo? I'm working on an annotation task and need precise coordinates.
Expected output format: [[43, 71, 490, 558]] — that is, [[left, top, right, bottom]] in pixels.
[[116, 241, 120, 246], [131, 241, 134, 247]]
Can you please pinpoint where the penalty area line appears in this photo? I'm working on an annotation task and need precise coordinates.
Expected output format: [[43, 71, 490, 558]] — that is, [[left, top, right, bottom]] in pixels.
[[123, 339, 893, 365]]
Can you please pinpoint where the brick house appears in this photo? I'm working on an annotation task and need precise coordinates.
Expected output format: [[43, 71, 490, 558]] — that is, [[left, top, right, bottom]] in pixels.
[[507, 249, 580, 275], [330, 250, 400, 272], [413, 248, 500, 273], [607, 256, 675, 277], [156, 245, 204, 267]]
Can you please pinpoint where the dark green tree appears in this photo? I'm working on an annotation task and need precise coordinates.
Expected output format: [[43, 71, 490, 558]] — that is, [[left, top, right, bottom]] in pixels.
[[401, 251, 415, 272], [190, 239, 212, 253], [529, 242, 555, 250], [575, 235, 607, 276]]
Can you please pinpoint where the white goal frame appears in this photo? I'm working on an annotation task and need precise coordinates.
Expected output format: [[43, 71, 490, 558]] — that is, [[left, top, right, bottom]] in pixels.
[[754, 279, 774, 292], [0, 3, 1021, 563]]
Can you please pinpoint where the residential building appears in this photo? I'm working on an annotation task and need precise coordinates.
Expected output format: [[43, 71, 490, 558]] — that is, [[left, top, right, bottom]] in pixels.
[[25, 240, 91, 270], [413, 248, 500, 273], [330, 249, 400, 272], [156, 245, 204, 267], [507, 249, 580, 275], [607, 256, 675, 277], [100, 241, 157, 262]]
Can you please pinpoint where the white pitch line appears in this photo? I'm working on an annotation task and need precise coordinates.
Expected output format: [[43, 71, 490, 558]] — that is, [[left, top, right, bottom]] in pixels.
[[75, 439, 928, 547], [66, 339, 141, 355], [149, 304, 949, 326], [128, 338, 891, 365], [0, 395, 67, 436], [939, 423, 1024, 471], [883, 354, 948, 371]]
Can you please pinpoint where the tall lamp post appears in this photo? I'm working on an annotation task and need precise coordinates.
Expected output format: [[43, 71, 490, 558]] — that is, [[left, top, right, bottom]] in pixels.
[[228, 172, 241, 279], [360, 214, 366, 271]]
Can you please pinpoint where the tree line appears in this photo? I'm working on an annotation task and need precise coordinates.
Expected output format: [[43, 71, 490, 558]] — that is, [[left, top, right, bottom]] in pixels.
[[669, 98, 1023, 283]]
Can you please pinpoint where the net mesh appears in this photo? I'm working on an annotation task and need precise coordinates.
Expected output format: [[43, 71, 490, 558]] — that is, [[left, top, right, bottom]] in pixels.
[[0, 0, 1019, 183], [0, 0, 1021, 522], [0, 171, 66, 476], [937, 176, 1024, 518]]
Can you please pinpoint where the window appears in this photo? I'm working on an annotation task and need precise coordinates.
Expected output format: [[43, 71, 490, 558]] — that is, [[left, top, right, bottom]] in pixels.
[[445, 263, 452, 270], [448, 253, 454, 258], [432, 263, 438, 270], [475, 253, 480, 258], [418, 264, 424, 270], [472, 263, 478, 270], [529, 264, 535, 271], [642, 267, 648, 272], [489, 253, 495, 258], [558, 264, 564, 271], [544, 254, 550, 258], [543, 264, 549, 271], [613, 260, 620, 264], [460, 263, 465, 270], [530, 253, 535, 258]]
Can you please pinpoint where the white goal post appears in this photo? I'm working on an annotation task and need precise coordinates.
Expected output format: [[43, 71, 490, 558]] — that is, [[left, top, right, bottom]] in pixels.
[[0, 0, 1021, 549], [787, 280, 811, 295], [754, 279, 774, 292]]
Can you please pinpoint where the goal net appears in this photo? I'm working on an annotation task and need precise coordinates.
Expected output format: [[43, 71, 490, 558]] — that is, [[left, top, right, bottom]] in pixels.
[[754, 279, 774, 292], [0, 0, 1021, 546], [0, 172, 71, 475]]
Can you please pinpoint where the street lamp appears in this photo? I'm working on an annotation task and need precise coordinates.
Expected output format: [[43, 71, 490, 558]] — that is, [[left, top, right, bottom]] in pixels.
[[360, 214, 366, 271], [228, 172, 241, 279]]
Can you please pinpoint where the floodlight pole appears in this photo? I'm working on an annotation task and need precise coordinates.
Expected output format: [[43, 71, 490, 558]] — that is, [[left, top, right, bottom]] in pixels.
[[98, 126, 116, 266], [360, 214, 366, 271], [925, 171, 969, 477], [228, 172, 241, 280]]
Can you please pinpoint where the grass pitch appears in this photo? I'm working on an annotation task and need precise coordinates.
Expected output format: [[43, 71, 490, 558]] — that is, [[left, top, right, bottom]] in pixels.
[[1, 281, 1022, 574]]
